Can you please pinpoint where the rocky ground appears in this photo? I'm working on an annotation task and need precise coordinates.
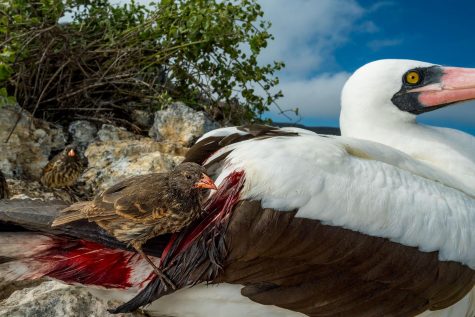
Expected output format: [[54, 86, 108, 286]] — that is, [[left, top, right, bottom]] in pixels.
[[0, 102, 219, 316]]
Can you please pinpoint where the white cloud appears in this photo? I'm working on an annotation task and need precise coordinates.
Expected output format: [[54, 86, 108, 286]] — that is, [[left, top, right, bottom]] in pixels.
[[259, 0, 366, 78], [257, 0, 370, 121], [277, 72, 350, 119]]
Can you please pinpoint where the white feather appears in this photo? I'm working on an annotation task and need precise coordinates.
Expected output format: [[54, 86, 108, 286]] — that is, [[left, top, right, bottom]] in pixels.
[[90, 283, 305, 317], [196, 127, 248, 142], [196, 126, 318, 143], [0, 233, 54, 258]]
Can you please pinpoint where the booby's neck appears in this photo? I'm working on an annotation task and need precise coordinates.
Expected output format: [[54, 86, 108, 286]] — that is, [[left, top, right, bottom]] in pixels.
[[340, 102, 475, 189]]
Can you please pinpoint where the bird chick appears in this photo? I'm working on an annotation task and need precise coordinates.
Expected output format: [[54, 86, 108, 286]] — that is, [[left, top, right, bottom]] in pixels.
[[52, 162, 217, 289], [41, 145, 85, 189], [0, 170, 9, 199]]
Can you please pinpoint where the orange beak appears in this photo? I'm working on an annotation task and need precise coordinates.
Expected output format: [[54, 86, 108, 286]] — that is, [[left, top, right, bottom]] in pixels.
[[67, 149, 76, 157], [194, 173, 217, 190]]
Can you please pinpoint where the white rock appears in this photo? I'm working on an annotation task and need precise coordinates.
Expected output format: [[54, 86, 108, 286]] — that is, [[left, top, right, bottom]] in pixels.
[[0, 105, 66, 179], [97, 124, 138, 142], [0, 281, 142, 317], [82, 137, 186, 193], [6, 178, 75, 203], [149, 102, 219, 147], [68, 120, 97, 146], [131, 109, 153, 129]]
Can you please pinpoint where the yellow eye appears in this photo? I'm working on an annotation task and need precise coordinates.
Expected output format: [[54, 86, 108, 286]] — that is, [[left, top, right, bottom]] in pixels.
[[405, 71, 421, 85]]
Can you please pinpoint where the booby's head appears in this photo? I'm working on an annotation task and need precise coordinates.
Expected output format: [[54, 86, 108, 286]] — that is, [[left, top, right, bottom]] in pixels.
[[340, 59, 475, 131]]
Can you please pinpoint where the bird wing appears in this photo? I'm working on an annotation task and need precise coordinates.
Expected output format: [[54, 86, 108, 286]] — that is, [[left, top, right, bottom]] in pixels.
[[201, 131, 475, 315], [184, 124, 306, 165], [94, 173, 169, 222], [52, 173, 169, 226], [40, 157, 56, 177], [217, 201, 475, 317]]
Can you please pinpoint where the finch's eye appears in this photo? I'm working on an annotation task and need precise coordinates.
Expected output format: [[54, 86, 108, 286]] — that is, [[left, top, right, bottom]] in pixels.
[[185, 174, 192, 180], [404, 70, 422, 85]]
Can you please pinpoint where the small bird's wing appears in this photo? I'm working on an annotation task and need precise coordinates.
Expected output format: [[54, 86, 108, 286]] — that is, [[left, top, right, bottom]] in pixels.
[[40, 156, 57, 179], [93, 173, 169, 222], [40, 152, 67, 187], [42, 150, 66, 173], [52, 173, 167, 226]]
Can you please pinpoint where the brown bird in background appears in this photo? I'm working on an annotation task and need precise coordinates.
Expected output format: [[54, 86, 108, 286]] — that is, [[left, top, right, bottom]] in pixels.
[[41, 145, 85, 189], [0, 170, 9, 199], [52, 162, 217, 289]]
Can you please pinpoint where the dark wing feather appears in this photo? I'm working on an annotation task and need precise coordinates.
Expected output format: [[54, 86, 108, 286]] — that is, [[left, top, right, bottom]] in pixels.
[[184, 135, 252, 165], [216, 201, 475, 317], [114, 198, 475, 315], [184, 124, 299, 165]]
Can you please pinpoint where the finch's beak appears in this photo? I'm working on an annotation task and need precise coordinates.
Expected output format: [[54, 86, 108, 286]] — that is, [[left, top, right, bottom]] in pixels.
[[194, 173, 217, 190], [67, 149, 76, 157]]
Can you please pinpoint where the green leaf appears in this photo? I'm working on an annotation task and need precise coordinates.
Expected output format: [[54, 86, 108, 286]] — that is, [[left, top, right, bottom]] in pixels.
[[0, 64, 12, 82]]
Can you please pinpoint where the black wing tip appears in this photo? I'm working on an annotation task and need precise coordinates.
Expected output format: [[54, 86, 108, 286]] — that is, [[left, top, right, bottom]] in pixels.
[[108, 278, 162, 314]]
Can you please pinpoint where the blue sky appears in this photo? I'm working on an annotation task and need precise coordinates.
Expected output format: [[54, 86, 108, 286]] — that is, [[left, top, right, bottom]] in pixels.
[[257, 0, 475, 134], [110, 0, 475, 134]]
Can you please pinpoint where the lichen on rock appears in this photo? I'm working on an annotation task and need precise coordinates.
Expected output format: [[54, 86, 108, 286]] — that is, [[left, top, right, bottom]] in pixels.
[[0, 105, 66, 179], [0, 281, 143, 317], [68, 120, 98, 149], [82, 124, 187, 194], [149, 102, 219, 147]]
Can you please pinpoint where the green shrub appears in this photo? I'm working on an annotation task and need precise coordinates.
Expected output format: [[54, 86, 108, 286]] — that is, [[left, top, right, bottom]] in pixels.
[[0, 0, 284, 127]]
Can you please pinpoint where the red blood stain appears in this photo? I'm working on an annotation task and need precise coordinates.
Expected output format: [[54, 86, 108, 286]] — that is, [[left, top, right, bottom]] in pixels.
[[40, 239, 134, 289]]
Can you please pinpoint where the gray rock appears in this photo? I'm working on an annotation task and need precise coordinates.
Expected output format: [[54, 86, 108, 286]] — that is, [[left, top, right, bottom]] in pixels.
[[0, 280, 43, 301], [0, 105, 66, 179], [97, 124, 138, 142], [149, 102, 219, 147], [0, 281, 142, 317], [82, 136, 186, 194], [68, 120, 97, 147], [131, 109, 154, 129], [6, 178, 77, 203]]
